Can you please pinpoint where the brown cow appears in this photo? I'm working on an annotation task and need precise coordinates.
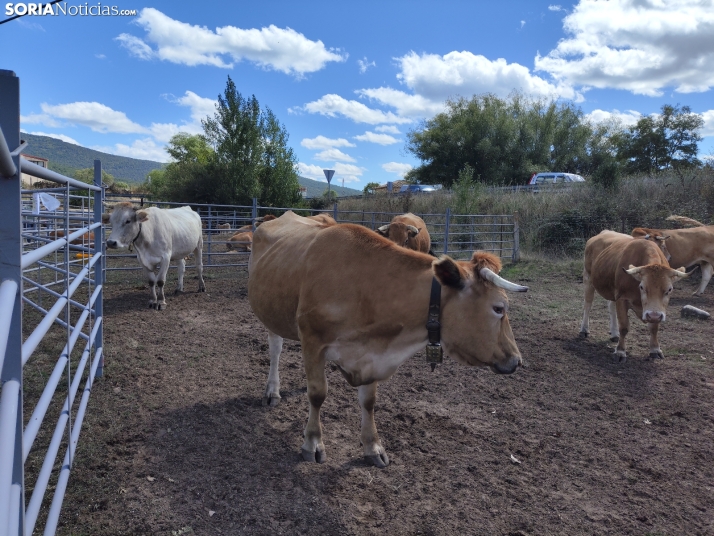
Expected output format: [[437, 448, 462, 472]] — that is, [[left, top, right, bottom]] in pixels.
[[632, 215, 714, 295], [377, 213, 431, 254], [248, 211, 527, 467], [48, 229, 95, 246], [216, 222, 232, 230], [234, 214, 278, 234], [580, 232, 688, 362], [226, 231, 253, 252]]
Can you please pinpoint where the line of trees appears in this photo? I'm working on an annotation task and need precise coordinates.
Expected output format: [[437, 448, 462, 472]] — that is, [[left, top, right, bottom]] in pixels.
[[405, 93, 705, 188], [145, 76, 303, 207]]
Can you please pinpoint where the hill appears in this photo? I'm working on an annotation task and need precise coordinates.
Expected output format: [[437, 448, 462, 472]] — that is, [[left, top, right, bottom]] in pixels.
[[299, 176, 361, 197], [20, 132, 164, 183]]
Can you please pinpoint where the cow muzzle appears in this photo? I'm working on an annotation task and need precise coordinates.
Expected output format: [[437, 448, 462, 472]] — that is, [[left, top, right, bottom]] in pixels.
[[106, 239, 119, 249], [643, 311, 665, 323], [491, 355, 521, 375]]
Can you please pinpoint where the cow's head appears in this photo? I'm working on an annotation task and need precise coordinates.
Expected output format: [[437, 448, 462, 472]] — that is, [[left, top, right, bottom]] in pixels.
[[632, 227, 671, 262], [623, 264, 688, 322], [102, 202, 149, 249], [433, 252, 527, 374], [377, 222, 421, 250]]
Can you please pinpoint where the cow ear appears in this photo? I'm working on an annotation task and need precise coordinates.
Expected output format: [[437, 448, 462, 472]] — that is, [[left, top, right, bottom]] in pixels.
[[136, 210, 149, 223], [632, 228, 647, 238], [376, 224, 390, 237], [623, 264, 644, 282], [433, 256, 465, 289], [101, 213, 111, 224]]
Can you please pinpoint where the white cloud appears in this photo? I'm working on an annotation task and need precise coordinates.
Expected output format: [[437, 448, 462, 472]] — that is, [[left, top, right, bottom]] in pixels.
[[301, 135, 355, 150], [354, 131, 399, 145], [357, 87, 445, 118], [28, 132, 80, 145], [375, 125, 400, 134], [40, 102, 147, 134], [175, 91, 216, 123], [702, 110, 714, 137], [297, 162, 363, 183], [299, 94, 413, 124], [358, 57, 376, 73], [95, 53, 106, 59], [382, 162, 413, 178], [20, 113, 62, 128], [116, 33, 154, 60], [535, 0, 714, 96], [395, 50, 581, 102], [585, 109, 642, 128], [520, 20, 526, 29], [314, 148, 356, 162], [96, 138, 169, 163], [117, 7, 346, 75], [548, 5, 564, 12]]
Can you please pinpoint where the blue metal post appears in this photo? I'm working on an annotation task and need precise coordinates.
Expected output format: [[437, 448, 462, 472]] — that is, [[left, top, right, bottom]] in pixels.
[[0, 68, 26, 536], [93, 160, 105, 377], [333, 202, 338, 222], [251, 198, 258, 230]]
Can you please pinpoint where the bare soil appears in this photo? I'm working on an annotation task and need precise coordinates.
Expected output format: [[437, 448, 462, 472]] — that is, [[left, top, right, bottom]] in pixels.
[[54, 260, 714, 535]]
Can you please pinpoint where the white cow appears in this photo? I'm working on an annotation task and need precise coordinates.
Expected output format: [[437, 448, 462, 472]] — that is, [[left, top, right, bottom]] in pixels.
[[103, 202, 206, 309]]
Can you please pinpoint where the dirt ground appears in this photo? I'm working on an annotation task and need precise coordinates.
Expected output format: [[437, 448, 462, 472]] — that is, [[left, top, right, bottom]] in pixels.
[[51, 259, 713, 535]]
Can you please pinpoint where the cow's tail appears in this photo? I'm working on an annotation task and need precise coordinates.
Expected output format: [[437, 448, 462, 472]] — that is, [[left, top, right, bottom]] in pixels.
[[666, 215, 706, 227]]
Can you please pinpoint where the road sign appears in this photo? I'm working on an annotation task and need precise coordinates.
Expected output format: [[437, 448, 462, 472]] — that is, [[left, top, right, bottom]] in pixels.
[[323, 169, 335, 183]]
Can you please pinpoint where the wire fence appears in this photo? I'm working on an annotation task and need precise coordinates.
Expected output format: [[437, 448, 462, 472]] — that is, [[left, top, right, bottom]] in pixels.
[[103, 195, 520, 272], [1, 71, 105, 536]]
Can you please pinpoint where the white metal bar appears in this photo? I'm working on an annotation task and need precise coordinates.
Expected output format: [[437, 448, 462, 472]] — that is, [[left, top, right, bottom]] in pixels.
[[22, 254, 100, 366], [19, 159, 101, 192], [0, 380, 20, 535], [21, 223, 100, 269], [22, 286, 100, 461], [0, 280, 19, 382], [25, 322, 101, 535]]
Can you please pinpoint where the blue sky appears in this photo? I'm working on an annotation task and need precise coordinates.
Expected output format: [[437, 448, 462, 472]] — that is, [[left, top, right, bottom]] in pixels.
[[5, 0, 714, 189]]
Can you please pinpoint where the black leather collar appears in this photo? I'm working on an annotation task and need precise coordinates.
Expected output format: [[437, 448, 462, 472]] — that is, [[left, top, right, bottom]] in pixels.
[[128, 223, 142, 252]]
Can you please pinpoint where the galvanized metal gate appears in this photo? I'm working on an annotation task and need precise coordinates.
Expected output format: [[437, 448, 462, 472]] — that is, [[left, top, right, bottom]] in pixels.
[[0, 71, 105, 536]]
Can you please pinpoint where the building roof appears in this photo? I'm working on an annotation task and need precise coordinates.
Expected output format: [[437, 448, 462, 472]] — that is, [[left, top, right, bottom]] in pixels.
[[21, 153, 49, 162]]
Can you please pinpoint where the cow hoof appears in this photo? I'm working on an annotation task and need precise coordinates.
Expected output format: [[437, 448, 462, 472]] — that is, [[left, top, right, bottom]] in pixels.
[[157, 303, 166, 311], [613, 350, 627, 364], [262, 394, 281, 407], [649, 350, 664, 359], [579, 331, 588, 339], [174, 289, 184, 295], [365, 452, 390, 468], [199, 286, 206, 293], [301, 447, 326, 464], [610, 336, 620, 343]]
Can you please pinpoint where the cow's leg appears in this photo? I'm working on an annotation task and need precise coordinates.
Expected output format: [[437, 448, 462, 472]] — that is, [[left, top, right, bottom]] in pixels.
[[694, 261, 712, 296], [579, 272, 595, 338], [613, 300, 630, 363], [359, 382, 389, 468], [155, 255, 171, 310], [262, 331, 283, 407], [194, 238, 206, 292], [648, 322, 664, 359], [145, 267, 158, 309], [608, 300, 619, 342], [175, 258, 186, 294], [301, 347, 327, 463]]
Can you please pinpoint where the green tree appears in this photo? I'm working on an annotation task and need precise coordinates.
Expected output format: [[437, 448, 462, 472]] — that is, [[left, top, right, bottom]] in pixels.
[[74, 167, 115, 186], [363, 182, 381, 194], [405, 93, 596, 187], [615, 104, 704, 174], [202, 76, 301, 206]]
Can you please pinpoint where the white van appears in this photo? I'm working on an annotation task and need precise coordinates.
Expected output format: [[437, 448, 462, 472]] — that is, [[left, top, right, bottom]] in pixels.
[[528, 172, 585, 185]]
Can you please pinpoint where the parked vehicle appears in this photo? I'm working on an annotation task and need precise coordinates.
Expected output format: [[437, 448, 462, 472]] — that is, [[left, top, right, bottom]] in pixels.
[[399, 184, 437, 194], [528, 172, 585, 185]]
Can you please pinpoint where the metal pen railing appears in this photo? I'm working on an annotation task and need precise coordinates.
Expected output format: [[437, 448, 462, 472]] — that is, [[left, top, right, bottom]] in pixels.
[[0, 70, 105, 536]]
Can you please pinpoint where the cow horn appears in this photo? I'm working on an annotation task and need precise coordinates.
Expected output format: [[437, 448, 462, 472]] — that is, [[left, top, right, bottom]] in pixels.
[[406, 225, 420, 235], [479, 268, 529, 292], [656, 234, 669, 241], [643, 234, 650, 239], [377, 224, 390, 234], [624, 265, 643, 275]]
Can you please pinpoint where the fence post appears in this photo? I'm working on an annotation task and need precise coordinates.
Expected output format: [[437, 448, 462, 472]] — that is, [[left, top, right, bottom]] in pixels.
[[512, 212, 520, 263], [443, 207, 451, 255], [251, 198, 258, 229], [0, 68, 26, 536], [333, 202, 338, 222], [93, 160, 105, 378], [207, 205, 212, 266]]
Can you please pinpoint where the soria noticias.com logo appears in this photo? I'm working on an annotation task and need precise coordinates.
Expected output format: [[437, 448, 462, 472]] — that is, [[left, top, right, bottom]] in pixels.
[[5, 2, 136, 16]]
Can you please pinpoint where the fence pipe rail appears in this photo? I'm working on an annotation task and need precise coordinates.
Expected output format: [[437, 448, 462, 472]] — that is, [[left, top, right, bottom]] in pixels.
[[22, 223, 100, 269]]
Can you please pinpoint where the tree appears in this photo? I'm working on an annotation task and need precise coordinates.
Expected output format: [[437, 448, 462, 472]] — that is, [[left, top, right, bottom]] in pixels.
[[405, 93, 596, 187], [615, 104, 704, 174], [363, 182, 380, 194], [202, 76, 301, 206], [74, 167, 115, 186]]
